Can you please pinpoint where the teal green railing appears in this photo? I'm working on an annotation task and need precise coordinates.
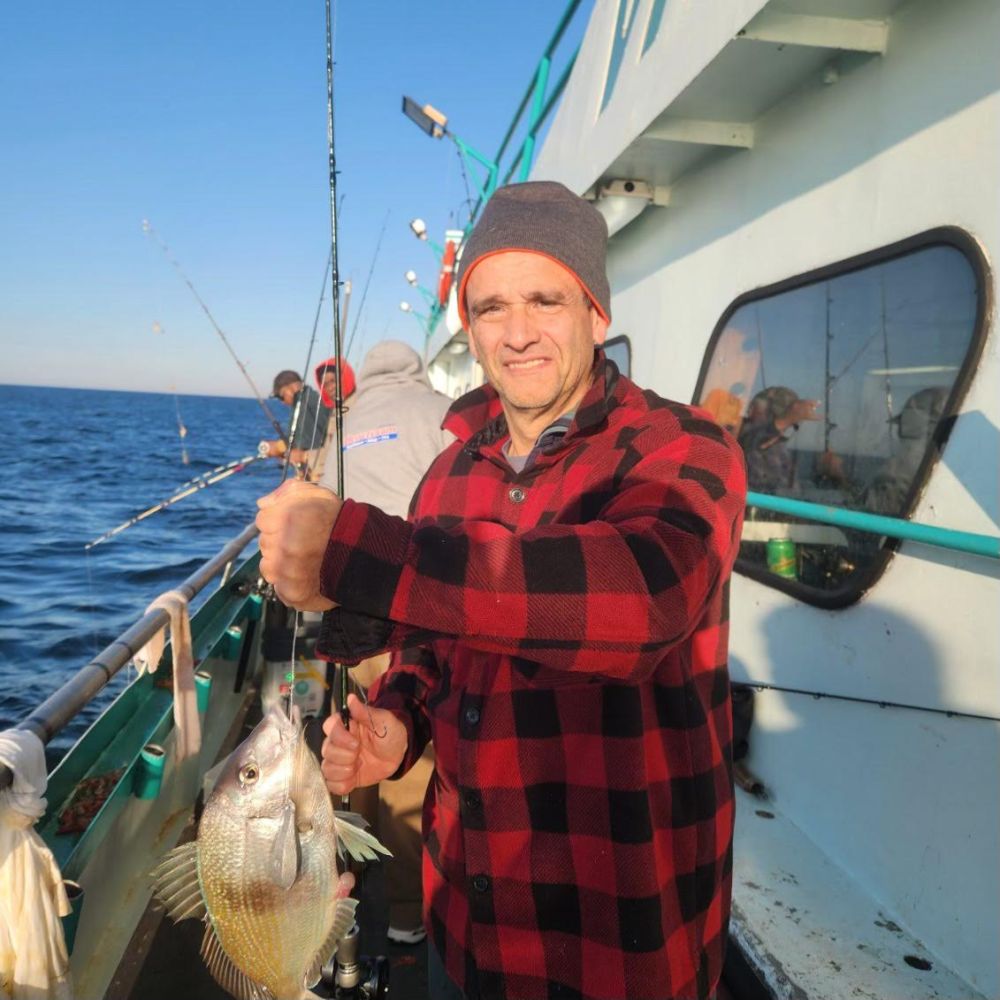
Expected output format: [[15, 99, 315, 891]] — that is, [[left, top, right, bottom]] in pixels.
[[423, 0, 586, 341], [746, 491, 1000, 560]]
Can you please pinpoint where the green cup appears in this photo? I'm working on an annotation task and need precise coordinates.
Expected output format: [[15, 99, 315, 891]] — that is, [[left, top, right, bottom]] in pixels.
[[767, 537, 797, 579], [195, 670, 213, 712], [133, 743, 166, 799]]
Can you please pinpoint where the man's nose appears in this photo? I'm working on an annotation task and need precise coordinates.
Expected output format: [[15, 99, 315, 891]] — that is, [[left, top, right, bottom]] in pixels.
[[503, 306, 541, 351]]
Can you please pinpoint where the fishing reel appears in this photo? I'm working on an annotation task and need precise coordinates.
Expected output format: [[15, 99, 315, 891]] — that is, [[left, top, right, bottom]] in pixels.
[[318, 924, 389, 999]]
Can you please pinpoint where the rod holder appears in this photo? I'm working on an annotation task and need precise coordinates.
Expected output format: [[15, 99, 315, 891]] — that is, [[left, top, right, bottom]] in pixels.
[[195, 670, 213, 712], [61, 880, 84, 954], [133, 743, 166, 799]]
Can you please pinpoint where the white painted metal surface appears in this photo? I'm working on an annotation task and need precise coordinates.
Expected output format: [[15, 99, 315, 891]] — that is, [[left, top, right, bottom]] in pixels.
[[532, 0, 1000, 995]]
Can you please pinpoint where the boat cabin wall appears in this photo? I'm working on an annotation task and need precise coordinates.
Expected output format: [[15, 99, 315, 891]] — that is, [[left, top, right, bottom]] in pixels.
[[535, 0, 998, 994]]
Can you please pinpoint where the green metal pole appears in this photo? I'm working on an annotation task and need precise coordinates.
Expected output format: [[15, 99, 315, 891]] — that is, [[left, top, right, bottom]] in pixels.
[[745, 491, 1000, 560], [519, 56, 552, 182]]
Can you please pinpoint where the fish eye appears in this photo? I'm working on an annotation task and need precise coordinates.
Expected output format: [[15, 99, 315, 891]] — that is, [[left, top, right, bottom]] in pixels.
[[239, 762, 259, 785]]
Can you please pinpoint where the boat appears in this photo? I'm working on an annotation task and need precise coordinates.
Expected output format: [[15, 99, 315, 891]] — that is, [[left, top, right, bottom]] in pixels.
[[3, 2, 998, 999], [418, 0, 999, 997]]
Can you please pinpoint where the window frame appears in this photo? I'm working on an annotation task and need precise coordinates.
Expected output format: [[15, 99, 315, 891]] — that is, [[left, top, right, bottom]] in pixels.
[[603, 333, 632, 377], [693, 226, 992, 608]]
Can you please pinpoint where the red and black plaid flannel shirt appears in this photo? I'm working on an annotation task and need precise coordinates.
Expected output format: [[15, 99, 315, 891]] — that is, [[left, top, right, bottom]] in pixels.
[[317, 354, 746, 1000]]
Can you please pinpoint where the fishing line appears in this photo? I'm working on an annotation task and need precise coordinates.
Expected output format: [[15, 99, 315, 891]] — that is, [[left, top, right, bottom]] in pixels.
[[173, 389, 190, 465], [343, 208, 391, 362], [142, 220, 288, 445]]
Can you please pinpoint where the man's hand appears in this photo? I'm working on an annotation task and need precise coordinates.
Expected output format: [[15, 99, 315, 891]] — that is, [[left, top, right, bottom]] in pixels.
[[256, 480, 343, 611], [321, 694, 408, 795], [261, 439, 288, 459]]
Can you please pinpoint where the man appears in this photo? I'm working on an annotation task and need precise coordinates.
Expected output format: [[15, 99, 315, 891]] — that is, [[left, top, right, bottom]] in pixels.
[[260, 369, 330, 468], [738, 385, 820, 494], [321, 340, 452, 516], [257, 181, 747, 1000], [319, 340, 452, 946], [304, 357, 357, 483]]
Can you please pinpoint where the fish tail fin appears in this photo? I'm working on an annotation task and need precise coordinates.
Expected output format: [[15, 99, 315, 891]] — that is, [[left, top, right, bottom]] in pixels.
[[333, 810, 393, 862]]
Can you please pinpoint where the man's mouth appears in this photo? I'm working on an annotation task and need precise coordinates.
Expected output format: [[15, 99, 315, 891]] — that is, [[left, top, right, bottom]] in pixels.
[[505, 357, 548, 372]]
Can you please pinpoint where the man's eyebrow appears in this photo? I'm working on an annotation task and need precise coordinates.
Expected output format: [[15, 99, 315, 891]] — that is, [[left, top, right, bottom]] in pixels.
[[468, 294, 507, 312], [523, 288, 574, 303]]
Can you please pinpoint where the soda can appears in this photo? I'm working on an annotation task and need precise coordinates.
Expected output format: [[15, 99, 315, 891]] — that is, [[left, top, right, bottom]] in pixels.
[[767, 537, 797, 579]]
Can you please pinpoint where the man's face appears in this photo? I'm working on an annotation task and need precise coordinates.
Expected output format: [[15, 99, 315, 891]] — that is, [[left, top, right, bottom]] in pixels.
[[278, 382, 300, 407], [465, 251, 608, 421], [321, 371, 337, 399]]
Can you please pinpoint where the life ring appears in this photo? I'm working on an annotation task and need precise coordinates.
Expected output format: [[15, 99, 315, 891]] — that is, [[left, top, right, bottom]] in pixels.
[[437, 239, 457, 307]]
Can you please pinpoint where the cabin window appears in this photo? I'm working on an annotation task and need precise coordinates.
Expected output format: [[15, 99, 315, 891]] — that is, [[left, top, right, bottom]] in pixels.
[[601, 0, 641, 112], [604, 334, 631, 377], [643, 0, 668, 54], [695, 229, 988, 607]]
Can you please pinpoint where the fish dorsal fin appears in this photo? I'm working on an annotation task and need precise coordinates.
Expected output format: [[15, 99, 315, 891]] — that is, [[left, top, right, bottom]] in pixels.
[[151, 842, 207, 922], [334, 810, 393, 863], [200, 919, 274, 1000], [303, 897, 358, 989], [270, 800, 300, 890]]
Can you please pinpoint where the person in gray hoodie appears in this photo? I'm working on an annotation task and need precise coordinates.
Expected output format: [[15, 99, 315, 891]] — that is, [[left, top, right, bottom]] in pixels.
[[322, 340, 453, 518], [319, 339, 453, 944]]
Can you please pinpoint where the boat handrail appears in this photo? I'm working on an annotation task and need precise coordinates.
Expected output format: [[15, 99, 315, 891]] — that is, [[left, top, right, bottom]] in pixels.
[[0, 523, 259, 791], [467, 0, 584, 222], [746, 491, 1000, 560]]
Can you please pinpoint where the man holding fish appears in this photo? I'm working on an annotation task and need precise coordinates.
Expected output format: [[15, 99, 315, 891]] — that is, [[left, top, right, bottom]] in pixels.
[[257, 181, 747, 1000]]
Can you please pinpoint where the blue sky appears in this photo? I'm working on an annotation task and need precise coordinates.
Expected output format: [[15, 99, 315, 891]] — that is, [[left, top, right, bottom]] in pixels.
[[0, 2, 588, 397]]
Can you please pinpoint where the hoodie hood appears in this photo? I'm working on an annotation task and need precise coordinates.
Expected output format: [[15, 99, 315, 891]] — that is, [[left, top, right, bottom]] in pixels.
[[314, 357, 357, 408], [357, 340, 431, 391]]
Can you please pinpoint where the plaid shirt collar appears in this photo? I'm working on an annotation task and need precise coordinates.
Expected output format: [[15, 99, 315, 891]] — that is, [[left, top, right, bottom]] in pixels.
[[444, 348, 622, 466]]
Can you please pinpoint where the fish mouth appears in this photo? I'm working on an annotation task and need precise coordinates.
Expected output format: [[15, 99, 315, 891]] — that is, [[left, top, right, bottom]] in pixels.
[[263, 702, 303, 738]]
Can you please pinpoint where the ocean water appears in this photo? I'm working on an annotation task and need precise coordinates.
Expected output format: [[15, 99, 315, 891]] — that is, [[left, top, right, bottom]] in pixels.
[[0, 384, 283, 758]]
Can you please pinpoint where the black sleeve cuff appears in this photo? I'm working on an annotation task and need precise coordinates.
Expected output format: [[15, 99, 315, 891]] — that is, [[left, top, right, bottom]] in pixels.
[[316, 608, 395, 664]]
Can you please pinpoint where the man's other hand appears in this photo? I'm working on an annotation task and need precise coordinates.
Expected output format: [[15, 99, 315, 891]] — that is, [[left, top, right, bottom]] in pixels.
[[256, 480, 342, 611], [321, 694, 408, 796]]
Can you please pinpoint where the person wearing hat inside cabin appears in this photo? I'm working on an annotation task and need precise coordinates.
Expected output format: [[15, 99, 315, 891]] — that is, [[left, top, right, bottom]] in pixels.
[[261, 369, 331, 472], [738, 385, 821, 494], [303, 357, 357, 483], [255, 181, 747, 1000]]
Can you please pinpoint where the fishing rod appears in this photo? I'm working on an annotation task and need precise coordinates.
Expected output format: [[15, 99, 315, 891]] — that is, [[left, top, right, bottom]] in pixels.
[[85, 455, 262, 549], [322, 0, 351, 753], [142, 220, 288, 445], [281, 248, 334, 485]]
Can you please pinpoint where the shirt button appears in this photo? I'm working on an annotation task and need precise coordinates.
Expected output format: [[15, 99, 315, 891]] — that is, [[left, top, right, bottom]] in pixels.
[[464, 707, 481, 726], [464, 791, 482, 810], [508, 487, 526, 503], [472, 874, 491, 893]]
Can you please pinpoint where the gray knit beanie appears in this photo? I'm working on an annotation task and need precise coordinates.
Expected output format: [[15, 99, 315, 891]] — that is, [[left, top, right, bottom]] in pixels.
[[456, 181, 611, 328]]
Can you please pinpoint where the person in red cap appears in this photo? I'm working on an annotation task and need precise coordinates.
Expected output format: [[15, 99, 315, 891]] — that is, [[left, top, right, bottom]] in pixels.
[[256, 181, 746, 1000], [304, 357, 357, 482]]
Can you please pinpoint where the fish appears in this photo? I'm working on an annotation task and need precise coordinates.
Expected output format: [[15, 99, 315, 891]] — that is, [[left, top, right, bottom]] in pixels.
[[151, 705, 390, 1000]]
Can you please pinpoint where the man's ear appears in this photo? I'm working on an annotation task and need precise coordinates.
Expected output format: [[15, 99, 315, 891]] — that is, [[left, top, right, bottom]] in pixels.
[[591, 309, 609, 346]]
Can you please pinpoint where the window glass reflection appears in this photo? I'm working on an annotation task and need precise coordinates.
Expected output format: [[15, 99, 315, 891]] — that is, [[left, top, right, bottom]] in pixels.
[[698, 241, 980, 598]]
